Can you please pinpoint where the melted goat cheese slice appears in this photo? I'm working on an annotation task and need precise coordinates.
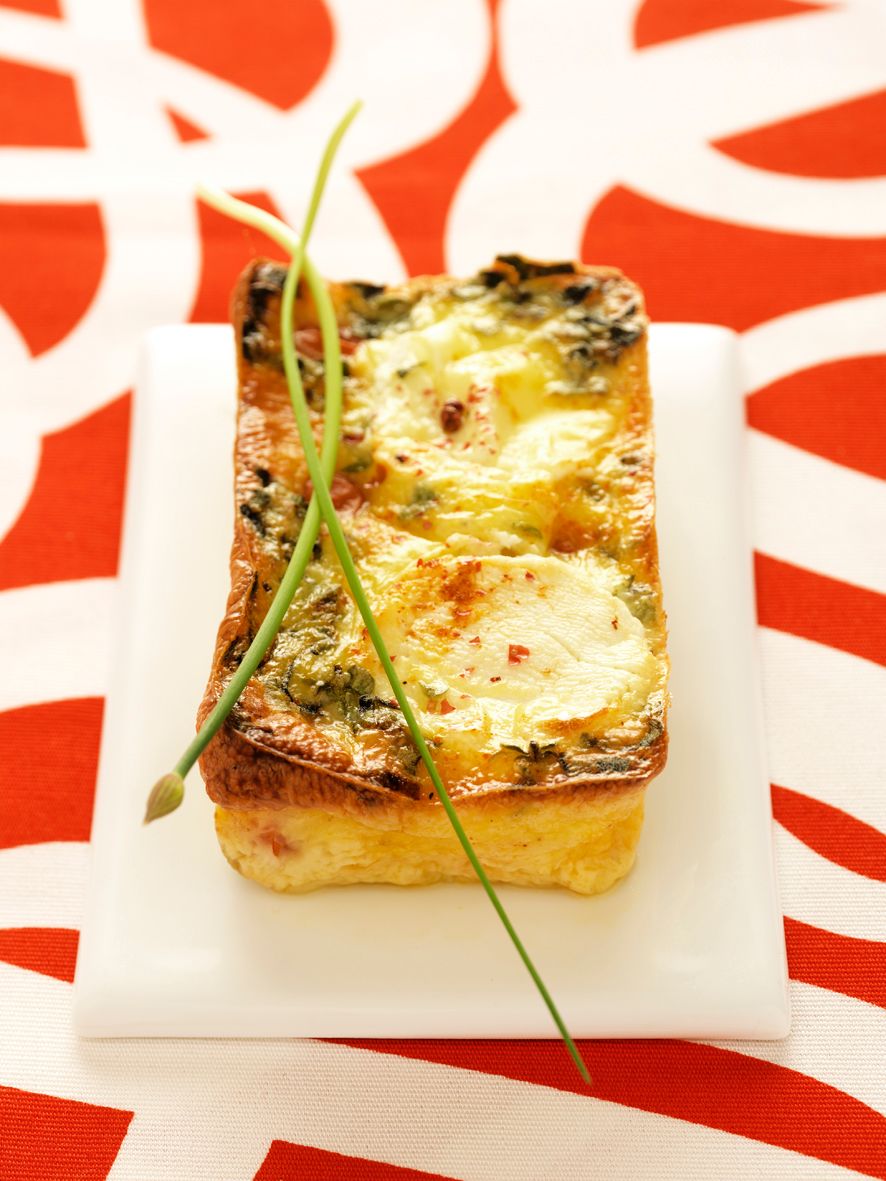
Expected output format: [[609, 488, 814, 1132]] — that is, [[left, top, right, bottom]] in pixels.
[[358, 552, 658, 753], [347, 305, 616, 552]]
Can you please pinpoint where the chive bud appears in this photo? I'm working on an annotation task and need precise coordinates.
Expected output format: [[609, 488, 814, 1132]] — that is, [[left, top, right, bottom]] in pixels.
[[144, 772, 185, 824]]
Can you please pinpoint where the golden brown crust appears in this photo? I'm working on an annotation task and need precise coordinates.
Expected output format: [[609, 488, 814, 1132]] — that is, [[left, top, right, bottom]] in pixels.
[[198, 256, 668, 819], [200, 694, 668, 817]]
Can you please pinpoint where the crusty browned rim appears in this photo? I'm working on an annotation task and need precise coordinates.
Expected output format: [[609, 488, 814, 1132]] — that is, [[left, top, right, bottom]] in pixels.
[[199, 698, 668, 815]]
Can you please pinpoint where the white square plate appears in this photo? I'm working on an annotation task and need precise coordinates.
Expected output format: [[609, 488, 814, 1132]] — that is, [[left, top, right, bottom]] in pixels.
[[74, 323, 790, 1040]]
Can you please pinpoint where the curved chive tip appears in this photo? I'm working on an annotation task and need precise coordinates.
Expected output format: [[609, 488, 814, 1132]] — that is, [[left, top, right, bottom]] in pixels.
[[144, 772, 184, 824]]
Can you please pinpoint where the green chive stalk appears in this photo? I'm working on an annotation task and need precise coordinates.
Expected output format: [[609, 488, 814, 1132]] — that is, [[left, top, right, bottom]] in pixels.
[[144, 103, 360, 824], [146, 103, 590, 1086]]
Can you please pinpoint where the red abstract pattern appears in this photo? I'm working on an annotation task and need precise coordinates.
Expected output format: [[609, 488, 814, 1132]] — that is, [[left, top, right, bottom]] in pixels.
[[0, 0, 61, 17], [754, 553, 886, 668], [0, 1087, 132, 1181], [336, 1039, 886, 1179], [0, 699, 102, 850], [634, 0, 823, 48], [0, 59, 84, 148], [771, 785, 886, 885], [254, 1142, 455, 1180], [715, 88, 886, 179], [784, 918, 886, 1010], [0, 927, 78, 982], [0, 395, 130, 592], [582, 186, 886, 331], [357, 0, 515, 278], [748, 355, 886, 481], [0, 2, 883, 1177], [0, 203, 104, 357], [165, 107, 209, 143], [144, 0, 333, 111]]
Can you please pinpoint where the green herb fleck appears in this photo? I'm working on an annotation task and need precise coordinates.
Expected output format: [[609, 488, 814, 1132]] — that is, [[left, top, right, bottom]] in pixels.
[[399, 483, 438, 519]]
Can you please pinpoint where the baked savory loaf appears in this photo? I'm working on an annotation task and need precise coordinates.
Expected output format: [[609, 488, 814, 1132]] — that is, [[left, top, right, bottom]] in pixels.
[[198, 254, 669, 894]]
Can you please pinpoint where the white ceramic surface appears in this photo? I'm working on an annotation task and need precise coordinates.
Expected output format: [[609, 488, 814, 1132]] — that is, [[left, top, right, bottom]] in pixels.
[[73, 323, 790, 1040]]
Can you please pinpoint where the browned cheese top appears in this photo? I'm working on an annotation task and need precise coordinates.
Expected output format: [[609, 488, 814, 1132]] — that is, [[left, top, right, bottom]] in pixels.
[[200, 255, 668, 810]]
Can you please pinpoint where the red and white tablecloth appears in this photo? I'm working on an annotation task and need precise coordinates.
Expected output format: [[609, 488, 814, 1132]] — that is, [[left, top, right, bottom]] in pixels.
[[1, 1, 884, 1177]]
